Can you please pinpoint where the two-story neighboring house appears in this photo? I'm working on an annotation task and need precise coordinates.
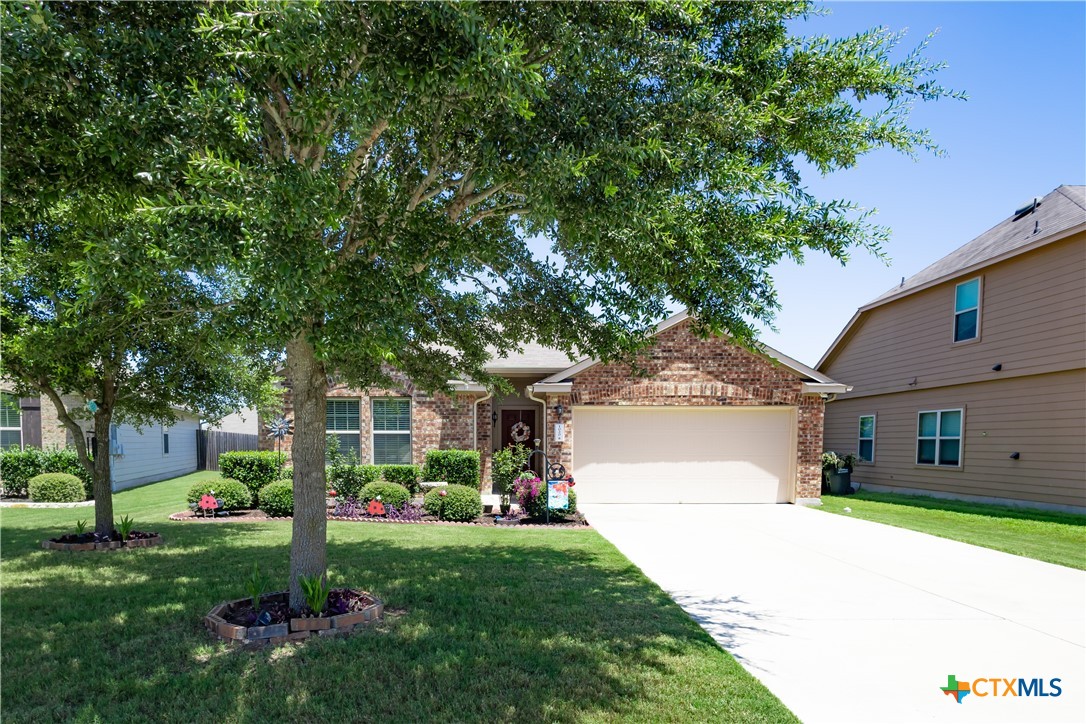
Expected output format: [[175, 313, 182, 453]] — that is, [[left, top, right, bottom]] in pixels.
[[818, 185, 1086, 513]]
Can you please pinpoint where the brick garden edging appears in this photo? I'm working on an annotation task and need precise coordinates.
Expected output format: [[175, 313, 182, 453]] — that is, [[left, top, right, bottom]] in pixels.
[[42, 534, 164, 552], [204, 590, 384, 647]]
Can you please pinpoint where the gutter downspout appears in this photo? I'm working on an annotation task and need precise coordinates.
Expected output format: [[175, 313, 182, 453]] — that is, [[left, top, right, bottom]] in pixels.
[[473, 389, 493, 454], [526, 384, 547, 456]]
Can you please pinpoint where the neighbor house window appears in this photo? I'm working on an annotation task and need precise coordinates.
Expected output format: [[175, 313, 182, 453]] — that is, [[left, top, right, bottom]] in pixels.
[[0, 393, 22, 451], [917, 409, 963, 466], [162, 425, 170, 455], [371, 397, 411, 465], [857, 415, 876, 463], [953, 278, 980, 342], [326, 399, 361, 461]]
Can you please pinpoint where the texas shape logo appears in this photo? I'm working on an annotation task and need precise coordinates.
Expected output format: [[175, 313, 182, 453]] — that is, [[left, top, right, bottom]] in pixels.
[[941, 675, 971, 703]]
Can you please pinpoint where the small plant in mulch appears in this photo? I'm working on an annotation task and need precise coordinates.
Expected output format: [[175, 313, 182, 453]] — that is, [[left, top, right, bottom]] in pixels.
[[48, 515, 160, 547], [220, 566, 378, 628]]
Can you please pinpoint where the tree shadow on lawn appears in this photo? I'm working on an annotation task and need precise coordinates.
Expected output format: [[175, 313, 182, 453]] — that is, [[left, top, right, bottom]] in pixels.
[[0, 522, 783, 723]]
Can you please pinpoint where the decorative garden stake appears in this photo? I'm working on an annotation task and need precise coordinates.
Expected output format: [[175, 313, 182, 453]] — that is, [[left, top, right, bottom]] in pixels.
[[198, 494, 219, 518], [265, 417, 293, 468]]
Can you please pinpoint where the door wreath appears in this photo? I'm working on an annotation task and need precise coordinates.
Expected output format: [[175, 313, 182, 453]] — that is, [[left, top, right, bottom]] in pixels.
[[510, 421, 531, 443]]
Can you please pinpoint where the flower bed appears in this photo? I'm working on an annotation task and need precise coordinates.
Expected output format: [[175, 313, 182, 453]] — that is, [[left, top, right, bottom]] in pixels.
[[42, 530, 163, 552], [204, 589, 383, 646]]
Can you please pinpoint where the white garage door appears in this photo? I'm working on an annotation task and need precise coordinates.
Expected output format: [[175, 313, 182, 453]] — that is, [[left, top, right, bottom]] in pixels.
[[572, 406, 794, 504]]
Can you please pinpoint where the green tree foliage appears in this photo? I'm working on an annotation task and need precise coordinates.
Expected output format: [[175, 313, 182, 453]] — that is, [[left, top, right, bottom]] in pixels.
[[1, 2, 275, 534], [11, 1, 959, 604]]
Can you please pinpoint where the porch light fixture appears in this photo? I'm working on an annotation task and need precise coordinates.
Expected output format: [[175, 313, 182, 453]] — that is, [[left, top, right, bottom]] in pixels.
[[554, 403, 565, 417], [491, 410, 498, 425]]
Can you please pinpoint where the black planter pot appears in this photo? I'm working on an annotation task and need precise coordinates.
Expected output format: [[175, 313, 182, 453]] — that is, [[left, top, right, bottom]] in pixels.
[[827, 470, 852, 495]]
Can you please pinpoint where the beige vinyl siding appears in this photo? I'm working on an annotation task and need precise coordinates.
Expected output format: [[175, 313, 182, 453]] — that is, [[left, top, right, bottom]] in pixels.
[[824, 234, 1086, 399], [823, 370, 1086, 509]]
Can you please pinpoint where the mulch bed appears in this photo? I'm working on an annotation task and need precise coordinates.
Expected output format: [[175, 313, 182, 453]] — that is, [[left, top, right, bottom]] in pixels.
[[205, 588, 384, 647], [43, 530, 163, 552], [170, 508, 590, 528]]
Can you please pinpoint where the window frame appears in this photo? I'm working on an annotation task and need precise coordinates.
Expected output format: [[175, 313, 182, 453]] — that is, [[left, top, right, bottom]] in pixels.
[[370, 397, 412, 465], [952, 277, 982, 344], [0, 392, 22, 451], [915, 408, 964, 468], [857, 414, 876, 464], [325, 398, 362, 461], [162, 425, 170, 456]]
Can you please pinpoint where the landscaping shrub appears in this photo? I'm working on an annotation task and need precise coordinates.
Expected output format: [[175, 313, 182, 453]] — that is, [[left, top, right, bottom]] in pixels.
[[258, 480, 293, 517], [41, 448, 93, 499], [423, 449, 480, 488], [219, 451, 281, 502], [358, 481, 411, 509], [1, 447, 93, 499], [513, 473, 578, 520], [423, 484, 482, 522], [328, 464, 379, 498], [1, 448, 44, 497], [278, 465, 293, 481], [27, 472, 86, 503], [186, 478, 252, 511], [379, 464, 421, 493], [491, 444, 530, 495]]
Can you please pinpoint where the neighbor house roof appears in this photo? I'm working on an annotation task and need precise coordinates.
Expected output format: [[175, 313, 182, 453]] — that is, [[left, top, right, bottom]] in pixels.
[[532, 310, 847, 394], [818, 185, 1086, 370]]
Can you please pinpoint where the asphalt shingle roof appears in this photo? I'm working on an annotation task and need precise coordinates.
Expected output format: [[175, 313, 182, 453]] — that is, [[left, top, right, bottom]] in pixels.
[[867, 185, 1086, 307]]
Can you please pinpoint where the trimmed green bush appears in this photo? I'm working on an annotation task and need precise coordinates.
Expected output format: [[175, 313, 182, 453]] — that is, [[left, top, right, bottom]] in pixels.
[[358, 481, 411, 509], [186, 478, 252, 511], [423, 449, 480, 489], [278, 466, 293, 481], [1, 447, 93, 499], [328, 464, 379, 498], [491, 444, 530, 495], [423, 484, 482, 522], [41, 448, 93, 499], [27, 473, 85, 503], [517, 478, 578, 520], [379, 464, 421, 493], [219, 451, 281, 502], [258, 480, 293, 517]]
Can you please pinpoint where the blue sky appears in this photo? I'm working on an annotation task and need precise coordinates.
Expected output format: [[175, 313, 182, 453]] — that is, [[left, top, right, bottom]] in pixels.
[[757, 1, 1086, 365]]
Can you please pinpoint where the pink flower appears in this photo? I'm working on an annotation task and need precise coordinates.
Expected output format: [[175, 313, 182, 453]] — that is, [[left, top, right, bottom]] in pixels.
[[439, 490, 447, 497]]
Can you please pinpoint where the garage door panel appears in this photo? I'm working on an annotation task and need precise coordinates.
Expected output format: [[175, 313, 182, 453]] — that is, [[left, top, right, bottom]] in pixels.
[[573, 407, 793, 504]]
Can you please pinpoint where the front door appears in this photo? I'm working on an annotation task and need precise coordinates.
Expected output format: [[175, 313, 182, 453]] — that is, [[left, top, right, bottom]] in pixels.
[[498, 409, 542, 484]]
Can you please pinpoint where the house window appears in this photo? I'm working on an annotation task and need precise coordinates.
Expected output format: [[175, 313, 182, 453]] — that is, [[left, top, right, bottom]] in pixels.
[[917, 409, 963, 467], [857, 415, 876, 463], [162, 426, 170, 455], [0, 393, 21, 451], [372, 398, 411, 465], [953, 278, 980, 342], [326, 399, 361, 462]]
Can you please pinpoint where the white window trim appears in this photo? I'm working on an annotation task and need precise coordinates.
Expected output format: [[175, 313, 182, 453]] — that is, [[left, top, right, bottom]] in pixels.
[[952, 277, 982, 344], [0, 392, 22, 450], [857, 414, 876, 464], [371, 397, 411, 465], [326, 398, 361, 457], [916, 408, 964, 468]]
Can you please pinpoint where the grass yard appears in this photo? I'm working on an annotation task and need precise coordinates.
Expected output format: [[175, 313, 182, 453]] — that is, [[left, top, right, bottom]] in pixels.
[[1, 471, 795, 723], [819, 490, 1086, 570]]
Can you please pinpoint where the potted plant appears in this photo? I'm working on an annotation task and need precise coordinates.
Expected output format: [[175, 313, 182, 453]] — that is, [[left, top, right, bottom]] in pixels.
[[821, 451, 852, 495], [491, 443, 530, 516]]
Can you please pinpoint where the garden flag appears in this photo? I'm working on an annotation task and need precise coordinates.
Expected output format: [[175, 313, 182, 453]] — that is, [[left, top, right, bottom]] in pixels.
[[547, 480, 569, 510]]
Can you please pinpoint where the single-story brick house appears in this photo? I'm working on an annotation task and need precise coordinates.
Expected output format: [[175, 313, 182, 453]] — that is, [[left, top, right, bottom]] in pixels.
[[261, 312, 847, 505]]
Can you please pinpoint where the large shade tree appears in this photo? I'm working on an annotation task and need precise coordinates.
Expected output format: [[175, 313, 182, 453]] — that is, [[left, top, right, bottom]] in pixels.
[[148, 1, 958, 608], [1, 2, 273, 534]]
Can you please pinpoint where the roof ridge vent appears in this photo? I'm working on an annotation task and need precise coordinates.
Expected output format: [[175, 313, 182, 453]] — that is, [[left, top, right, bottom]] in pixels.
[[1013, 196, 1043, 219]]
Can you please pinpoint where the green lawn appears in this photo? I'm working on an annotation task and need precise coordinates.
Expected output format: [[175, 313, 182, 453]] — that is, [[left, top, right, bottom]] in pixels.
[[1, 472, 795, 723], [819, 490, 1086, 570]]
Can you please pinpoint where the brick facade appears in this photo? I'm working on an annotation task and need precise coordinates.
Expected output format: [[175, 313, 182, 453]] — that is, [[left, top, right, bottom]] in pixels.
[[542, 320, 825, 500], [263, 320, 825, 500]]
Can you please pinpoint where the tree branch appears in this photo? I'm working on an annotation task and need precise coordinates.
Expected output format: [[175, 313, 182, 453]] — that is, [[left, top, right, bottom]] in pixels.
[[36, 381, 93, 476], [339, 118, 390, 193]]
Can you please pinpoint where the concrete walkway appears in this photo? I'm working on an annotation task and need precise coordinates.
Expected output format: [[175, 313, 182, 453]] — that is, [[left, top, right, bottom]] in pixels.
[[583, 504, 1086, 723]]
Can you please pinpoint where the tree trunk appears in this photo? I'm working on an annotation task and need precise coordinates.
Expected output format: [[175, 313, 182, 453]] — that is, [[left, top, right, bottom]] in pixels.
[[92, 408, 114, 536], [285, 332, 328, 611]]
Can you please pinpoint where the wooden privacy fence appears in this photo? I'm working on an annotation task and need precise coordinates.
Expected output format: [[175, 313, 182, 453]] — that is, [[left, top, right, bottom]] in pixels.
[[197, 430, 260, 471]]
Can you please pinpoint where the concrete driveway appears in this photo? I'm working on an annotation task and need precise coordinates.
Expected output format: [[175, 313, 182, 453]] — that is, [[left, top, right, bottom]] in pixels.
[[583, 504, 1086, 723]]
